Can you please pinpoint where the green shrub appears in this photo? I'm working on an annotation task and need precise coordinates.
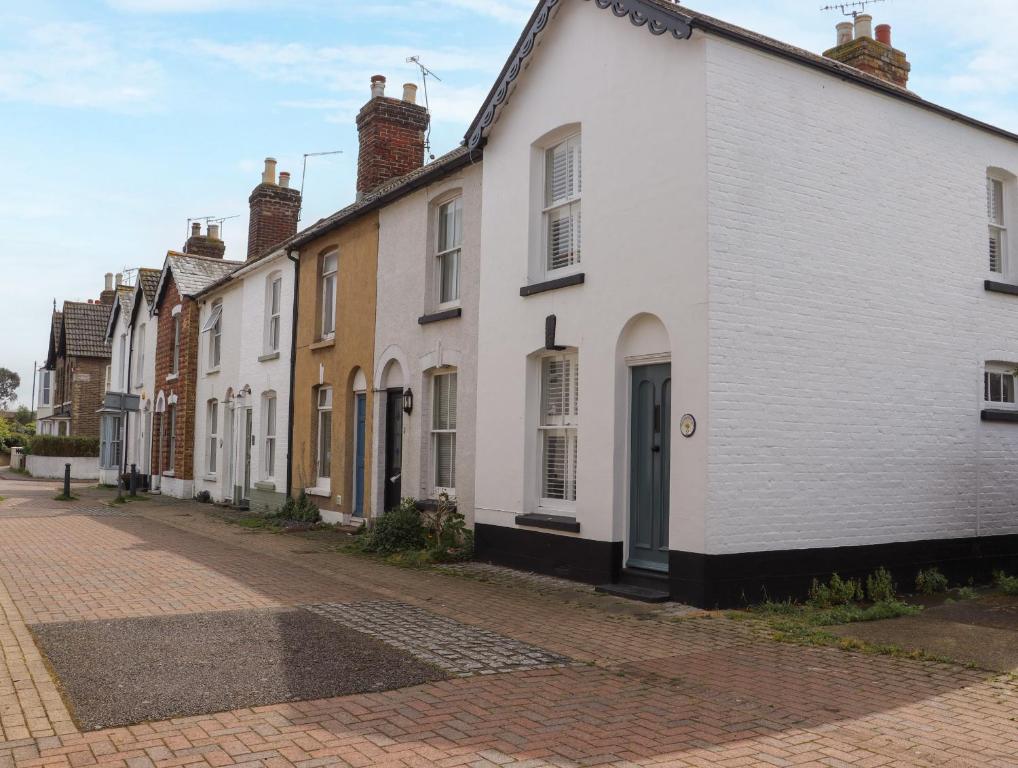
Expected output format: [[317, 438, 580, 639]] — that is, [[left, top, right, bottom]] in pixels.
[[274, 490, 321, 523], [194, 490, 212, 503], [25, 435, 100, 457], [915, 567, 949, 595], [866, 567, 897, 602], [993, 570, 1018, 596], [359, 498, 426, 554], [421, 493, 471, 561], [807, 573, 863, 608]]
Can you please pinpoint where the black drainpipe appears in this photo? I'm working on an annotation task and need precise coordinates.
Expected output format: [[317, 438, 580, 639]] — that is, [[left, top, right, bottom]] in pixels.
[[285, 250, 299, 499]]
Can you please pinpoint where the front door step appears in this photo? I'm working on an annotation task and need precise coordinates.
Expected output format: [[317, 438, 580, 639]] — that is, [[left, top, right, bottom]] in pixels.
[[595, 582, 670, 603]]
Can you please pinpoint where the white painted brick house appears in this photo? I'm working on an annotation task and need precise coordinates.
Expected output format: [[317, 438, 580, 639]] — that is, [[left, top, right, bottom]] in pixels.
[[468, 0, 1018, 606], [192, 160, 300, 512]]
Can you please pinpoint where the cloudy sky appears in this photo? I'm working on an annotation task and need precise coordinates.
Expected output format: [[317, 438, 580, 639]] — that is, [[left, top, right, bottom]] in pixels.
[[2, 0, 1017, 405]]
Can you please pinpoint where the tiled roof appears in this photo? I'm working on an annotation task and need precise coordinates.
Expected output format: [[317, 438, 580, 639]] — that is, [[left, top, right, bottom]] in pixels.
[[62, 301, 112, 359], [156, 252, 243, 306], [45, 311, 63, 366], [116, 285, 134, 319], [137, 268, 161, 305]]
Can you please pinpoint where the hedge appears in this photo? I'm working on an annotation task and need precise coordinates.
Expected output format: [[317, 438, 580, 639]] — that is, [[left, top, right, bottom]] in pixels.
[[26, 435, 101, 458]]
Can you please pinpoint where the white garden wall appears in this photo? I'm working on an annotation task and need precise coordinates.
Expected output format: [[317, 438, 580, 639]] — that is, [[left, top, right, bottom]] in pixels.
[[27, 455, 99, 480]]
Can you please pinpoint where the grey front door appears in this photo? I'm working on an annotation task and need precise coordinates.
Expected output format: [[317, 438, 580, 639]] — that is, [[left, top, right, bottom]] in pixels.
[[242, 407, 253, 503], [628, 363, 671, 571]]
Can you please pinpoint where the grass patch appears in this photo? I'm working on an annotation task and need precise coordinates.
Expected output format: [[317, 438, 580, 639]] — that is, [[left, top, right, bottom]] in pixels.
[[53, 493, 77, 501], [0, 495, 5, 502], [994, 571, 1018, 596], [8, 467, 30, 476], [108, 493, 148, 506]]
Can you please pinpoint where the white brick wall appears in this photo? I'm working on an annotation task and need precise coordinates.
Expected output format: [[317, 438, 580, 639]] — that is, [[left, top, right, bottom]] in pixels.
[[704, 37, 1018, 554]]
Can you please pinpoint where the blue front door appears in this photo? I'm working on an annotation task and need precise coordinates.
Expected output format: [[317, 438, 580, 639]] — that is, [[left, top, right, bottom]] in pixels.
[[353, 392, 366, 517]]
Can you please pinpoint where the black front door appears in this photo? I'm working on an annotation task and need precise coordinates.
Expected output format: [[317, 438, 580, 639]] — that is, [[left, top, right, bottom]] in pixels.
[[383, 388, 404, 512], [628, 364, 671, 571]]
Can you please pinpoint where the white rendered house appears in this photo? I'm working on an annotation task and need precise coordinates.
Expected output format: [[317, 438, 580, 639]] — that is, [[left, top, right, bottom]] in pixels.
[[469, 0, 1018, 606], [192, 160, 300, 511], [370, 149, 483, 523]]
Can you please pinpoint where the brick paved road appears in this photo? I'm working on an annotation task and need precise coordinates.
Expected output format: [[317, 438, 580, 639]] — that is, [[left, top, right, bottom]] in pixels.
[[1, 473, 1017, 767]]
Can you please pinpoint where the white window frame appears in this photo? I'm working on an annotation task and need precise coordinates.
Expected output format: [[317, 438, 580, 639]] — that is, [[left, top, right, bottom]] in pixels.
[[206, 399, 218, 475], [118, 333, 127, 390], [989, 174, 1007, 275], [266, 273, 282, 354], [170, 314, 181, 376], [134, 324, 146, 384], [321, 252, 337, 340], [542, 133, 582, 276], [202, 300, 222, 371], [431, 371, 457, 497], [167, 405, 177, 472], [104, 364, 111, 393], [100, 414, 122, 470], [984, 363, 1018, 410], [316, 386, 332, 491], [263, 391, 277, 480], [39, 370, 51, 406], [436, 197, 463, 309], [537, 351, 579, 512]]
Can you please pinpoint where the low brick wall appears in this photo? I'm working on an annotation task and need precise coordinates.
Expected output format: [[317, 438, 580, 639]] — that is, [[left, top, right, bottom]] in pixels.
[[26, 455, 100, 480]]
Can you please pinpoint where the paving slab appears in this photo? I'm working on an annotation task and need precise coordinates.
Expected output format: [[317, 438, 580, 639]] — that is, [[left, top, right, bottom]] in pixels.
[[829, 595, 1018, 672], [31, 606, 447, 731]]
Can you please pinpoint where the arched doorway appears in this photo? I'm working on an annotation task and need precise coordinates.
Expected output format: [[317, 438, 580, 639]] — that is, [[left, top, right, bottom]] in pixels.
[[380, 359, 405, 513]]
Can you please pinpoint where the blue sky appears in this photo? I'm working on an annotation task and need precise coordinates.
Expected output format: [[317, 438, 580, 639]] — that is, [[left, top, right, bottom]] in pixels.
[[2, 0, 1017, 406]]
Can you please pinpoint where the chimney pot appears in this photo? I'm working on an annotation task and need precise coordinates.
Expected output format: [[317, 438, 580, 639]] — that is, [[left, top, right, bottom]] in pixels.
[[191, 222, 201, 237], [115, 273, 122, 287], [836, 21, 853, 45], [875, 23, 892, 45], [279, 171, 291, 188], [262, 157, 277, 185], [370, 74, 386, 99], [854, 13, 873, 39], [402, 83, 418, 104], [208, 223, 221, 240], [104, 273, 113, 291]]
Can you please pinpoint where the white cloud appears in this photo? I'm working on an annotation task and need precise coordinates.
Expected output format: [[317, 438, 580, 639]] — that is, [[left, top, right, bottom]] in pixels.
[[0, 21, 163, 110]]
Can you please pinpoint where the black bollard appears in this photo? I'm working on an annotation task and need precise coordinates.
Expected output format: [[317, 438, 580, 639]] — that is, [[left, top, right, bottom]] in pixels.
[[130, 464, 138, 497], [63, 463, 71, 498]]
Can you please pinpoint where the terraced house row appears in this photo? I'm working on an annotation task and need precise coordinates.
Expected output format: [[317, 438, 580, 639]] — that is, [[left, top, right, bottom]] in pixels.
[[39, 0, 1018, 607]]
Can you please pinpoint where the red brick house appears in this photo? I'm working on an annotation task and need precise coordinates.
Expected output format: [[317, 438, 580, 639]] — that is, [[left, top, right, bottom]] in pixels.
[[150, 230, 240, 498]]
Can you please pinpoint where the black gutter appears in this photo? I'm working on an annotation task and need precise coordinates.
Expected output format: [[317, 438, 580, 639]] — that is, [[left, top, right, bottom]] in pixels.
[[285, 250, 299, 499]]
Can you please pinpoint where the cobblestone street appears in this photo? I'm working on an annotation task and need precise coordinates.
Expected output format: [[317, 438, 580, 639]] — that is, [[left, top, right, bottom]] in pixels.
[[2, 474, 1018, 767]]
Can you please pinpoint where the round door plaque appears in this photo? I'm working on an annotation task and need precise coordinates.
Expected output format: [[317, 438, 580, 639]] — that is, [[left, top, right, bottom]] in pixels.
[[679, 413, 696, 438]]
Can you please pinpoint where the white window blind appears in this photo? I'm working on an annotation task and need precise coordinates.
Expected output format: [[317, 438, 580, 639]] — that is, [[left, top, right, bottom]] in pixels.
[[207, 400, 218, 474], [264, 393, 277, 478], [432, 372, 457, 492], [539, 354, 578, 504], [204, 301, 222, 369], [40, 370, 51, 406], [171, 315, 181, 375], [321, 252, 337, 338], [989, 177, 1006, 273], [544, 135, 582, 272], [437, 198, 463, 305]]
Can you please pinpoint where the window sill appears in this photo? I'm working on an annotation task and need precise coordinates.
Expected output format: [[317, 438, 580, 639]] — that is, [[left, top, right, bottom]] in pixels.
[[165, 373, 179, 382], [258, 351, 280, 362], [162, 471, 175, 478], [982, 409, 1018, 423], [416, 498, 457, 513], [206, 368, 220, 376], [515, 512, 580, 533], [204, 474, 217, 481], [985, 279, 1018, 296], [520, 272, 585, 297], [254, 480, 276, 491], [133, 382, 144, 390], [418, 307, 462, 325], [306, 486, 330, 498], [310, 338, 335, 351]]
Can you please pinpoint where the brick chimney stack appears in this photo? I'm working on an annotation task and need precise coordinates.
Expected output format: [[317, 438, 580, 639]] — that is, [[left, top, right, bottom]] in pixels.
[[823, 15, 910, 89], [99, 272, 117, 305], [184, 222, 227, 259], [355, 75, 430, 199], [247, 157, 302, 261]]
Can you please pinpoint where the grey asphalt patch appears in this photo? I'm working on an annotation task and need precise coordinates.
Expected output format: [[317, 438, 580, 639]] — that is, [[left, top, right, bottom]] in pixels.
[[31, 606, 448, 731], [308, 600, 572, 675]]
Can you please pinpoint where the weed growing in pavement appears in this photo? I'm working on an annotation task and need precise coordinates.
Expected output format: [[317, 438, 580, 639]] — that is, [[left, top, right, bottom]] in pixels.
[[952, 586, 979, 600], [865, 567, 897, 603], [807, 573, 863, 607], [53, 493, 77, 501], [916, 567, 950, 595]]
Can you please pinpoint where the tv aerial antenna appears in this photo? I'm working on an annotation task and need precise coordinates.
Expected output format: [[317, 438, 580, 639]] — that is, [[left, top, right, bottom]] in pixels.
[[407, 55, 441, 160], [298, 150, 344, 221], [820, 0, 885, 18], [185, 214, 240, 242]]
